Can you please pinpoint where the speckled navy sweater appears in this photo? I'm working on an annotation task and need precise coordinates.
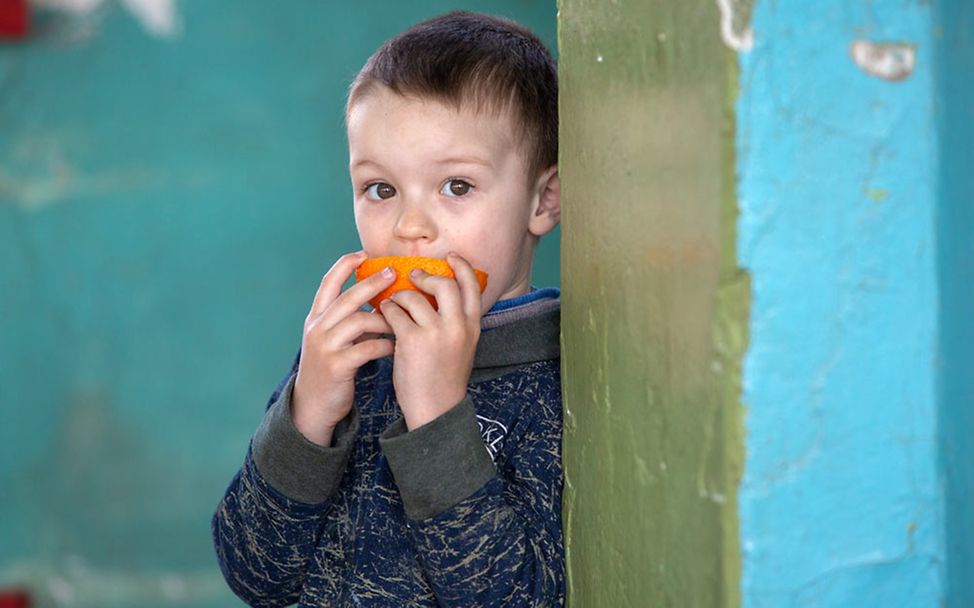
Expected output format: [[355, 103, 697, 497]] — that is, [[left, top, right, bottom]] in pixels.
[[212, 290, 564, 607]]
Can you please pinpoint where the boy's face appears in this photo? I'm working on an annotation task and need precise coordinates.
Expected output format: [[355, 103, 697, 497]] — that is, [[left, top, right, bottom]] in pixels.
[[347, 85, 558, 313]]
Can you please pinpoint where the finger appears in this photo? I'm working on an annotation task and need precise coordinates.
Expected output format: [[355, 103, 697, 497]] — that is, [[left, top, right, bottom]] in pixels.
[[388, 288, 439, 326], [343, 337, 395, 368], [310, 251, 367, 316], [320, 265, 397, 328], [447, 252, 483, 319], [353, 331, 392, 345], [327, 311, 394, 347], [379, 298, 417, 334], [408, 269, 462, 319]]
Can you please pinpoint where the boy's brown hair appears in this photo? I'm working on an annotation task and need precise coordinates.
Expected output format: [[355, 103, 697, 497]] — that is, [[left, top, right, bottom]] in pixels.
[[346, 11, 558, 179]]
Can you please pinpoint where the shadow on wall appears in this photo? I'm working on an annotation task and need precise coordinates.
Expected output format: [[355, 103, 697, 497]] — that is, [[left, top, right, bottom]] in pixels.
[[936, 1, 974, 606]]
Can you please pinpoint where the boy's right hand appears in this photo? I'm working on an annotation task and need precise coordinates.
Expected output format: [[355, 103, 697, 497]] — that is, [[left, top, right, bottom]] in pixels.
[[291, 251, 396, 447]]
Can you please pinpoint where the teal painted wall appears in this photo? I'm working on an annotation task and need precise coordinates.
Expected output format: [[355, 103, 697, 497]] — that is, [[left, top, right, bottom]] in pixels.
[[936, 1, 974, 605], [737, 0, 972, 606], [0, 3, 557, 605]]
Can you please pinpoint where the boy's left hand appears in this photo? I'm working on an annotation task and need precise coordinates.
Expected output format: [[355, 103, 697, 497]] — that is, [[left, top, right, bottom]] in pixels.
[[379, 252, 483, 430]]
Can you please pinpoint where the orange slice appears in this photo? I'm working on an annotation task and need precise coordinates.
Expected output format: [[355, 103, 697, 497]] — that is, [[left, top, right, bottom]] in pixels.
[[355, 256, 488, 310]]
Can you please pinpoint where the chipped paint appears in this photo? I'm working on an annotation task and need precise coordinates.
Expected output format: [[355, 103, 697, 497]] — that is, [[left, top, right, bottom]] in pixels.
[[717, 0, 755, 51], [0, 166, 165, 212], [29, 0, 182, 38], [850, 40, 917, 82]]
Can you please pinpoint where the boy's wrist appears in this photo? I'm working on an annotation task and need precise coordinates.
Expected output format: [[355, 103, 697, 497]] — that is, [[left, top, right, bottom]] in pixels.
[[401, 390, 467, 431], [379, 397, 496, 520], [251, 373, 358, 504], [291, 404, 337, 447]]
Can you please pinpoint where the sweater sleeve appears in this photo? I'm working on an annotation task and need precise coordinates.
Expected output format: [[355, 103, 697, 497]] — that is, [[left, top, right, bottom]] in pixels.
[[379, 376, 565, 607], [211, 353, 356, 606]]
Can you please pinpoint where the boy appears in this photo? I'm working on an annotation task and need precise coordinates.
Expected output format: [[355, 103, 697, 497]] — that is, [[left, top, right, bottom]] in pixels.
[[212, 11, 562, 607]]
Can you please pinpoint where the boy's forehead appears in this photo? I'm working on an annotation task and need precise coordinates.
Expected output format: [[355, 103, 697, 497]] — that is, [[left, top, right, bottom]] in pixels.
[[350, 83, 519, 125], [347, 88, 526, 162]]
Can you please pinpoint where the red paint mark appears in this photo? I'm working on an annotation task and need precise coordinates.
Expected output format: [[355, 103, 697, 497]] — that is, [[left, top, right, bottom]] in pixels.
[[0, 0, 30, 39], [0, 589, 31, 608]]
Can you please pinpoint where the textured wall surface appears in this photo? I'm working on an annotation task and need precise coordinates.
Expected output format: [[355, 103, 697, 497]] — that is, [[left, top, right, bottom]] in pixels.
[[559, 1, 745, 605], [736, 1, 970, 606], [0, 2, 557, 606]]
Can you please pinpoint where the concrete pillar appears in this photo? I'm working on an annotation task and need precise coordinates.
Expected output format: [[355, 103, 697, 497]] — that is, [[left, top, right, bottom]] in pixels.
[[560, 1, 745, 605]]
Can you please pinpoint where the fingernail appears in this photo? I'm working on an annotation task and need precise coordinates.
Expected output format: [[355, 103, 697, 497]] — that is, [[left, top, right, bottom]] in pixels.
[[410, 269, 423, 277], [382, 267, 394, 279]]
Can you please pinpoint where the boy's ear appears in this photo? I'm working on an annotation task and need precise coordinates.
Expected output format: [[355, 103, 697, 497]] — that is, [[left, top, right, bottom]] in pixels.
[[528, 165, 561, 237]]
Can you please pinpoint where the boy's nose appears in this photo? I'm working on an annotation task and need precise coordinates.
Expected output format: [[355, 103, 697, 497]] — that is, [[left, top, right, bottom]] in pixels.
[[393, 202, 437, 243]]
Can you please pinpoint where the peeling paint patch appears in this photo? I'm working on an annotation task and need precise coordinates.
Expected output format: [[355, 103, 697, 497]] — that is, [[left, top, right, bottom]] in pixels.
[[29, 0, 182, 38], [850, 40, 917, 82], [0, 160, 164, 212], [717, 0, 755, 51]]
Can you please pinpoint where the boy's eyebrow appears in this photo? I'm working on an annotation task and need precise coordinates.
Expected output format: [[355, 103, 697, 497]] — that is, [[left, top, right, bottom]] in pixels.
[[350, 159, 384, 170], [434, 156, 493, 167], [350, 157, 494, 170]]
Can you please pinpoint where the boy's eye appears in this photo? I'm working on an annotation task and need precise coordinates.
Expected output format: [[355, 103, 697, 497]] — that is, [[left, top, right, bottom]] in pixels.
[[365, 182, 396, 200], [440, 179, 473, 197]]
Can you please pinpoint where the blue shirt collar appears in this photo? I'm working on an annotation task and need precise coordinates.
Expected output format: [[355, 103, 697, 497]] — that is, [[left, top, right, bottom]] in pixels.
[[486, 287, 560, 314]]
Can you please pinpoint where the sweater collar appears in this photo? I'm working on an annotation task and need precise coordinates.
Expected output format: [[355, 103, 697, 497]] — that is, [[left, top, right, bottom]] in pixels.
[[472, 291, 560, 380]]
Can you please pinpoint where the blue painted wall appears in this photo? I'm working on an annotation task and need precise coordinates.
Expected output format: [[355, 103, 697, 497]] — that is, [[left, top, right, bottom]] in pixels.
[[0, 2, 557, 606], [735, 0, 966, 605], [936, 1, 974, 606]]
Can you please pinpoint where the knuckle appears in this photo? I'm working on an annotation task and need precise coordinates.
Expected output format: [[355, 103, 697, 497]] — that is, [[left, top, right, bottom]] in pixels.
[[394, 291, 418, 305], [305, 317, 329, 338], [304, 316, 324, 334]]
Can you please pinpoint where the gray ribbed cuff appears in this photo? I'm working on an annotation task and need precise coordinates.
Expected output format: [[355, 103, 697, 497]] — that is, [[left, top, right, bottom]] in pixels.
[[379, 397, 496, 520], [251, 373, 358, 505]]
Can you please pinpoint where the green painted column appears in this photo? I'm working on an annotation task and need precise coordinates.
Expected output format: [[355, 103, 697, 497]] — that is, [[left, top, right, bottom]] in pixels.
[[558, 1, 747, 605]]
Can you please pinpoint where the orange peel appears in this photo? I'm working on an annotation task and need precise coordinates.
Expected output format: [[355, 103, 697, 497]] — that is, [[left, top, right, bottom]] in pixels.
[[355, 255, 488, 310]]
